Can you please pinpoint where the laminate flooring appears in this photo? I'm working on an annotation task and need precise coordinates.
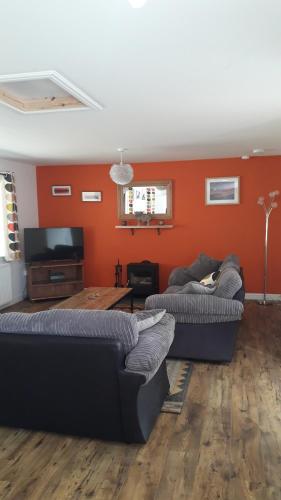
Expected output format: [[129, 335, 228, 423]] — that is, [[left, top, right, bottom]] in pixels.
[[0, 300, 280, 500]]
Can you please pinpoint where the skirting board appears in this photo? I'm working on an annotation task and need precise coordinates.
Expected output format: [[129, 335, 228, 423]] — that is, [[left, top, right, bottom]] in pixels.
[[0, 293, 24, 311], [245, 293, 281, 302]]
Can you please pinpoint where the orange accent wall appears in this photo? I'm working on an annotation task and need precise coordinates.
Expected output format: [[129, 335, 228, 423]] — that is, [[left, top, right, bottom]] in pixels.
[[36, 157, 281, 293]]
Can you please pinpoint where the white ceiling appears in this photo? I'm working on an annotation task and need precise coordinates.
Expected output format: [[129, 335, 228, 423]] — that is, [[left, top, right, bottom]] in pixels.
[[1, 0, 281, 165]]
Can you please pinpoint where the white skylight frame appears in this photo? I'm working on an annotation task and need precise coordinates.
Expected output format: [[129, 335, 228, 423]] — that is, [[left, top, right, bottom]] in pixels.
[[0, 70, 103, 114]]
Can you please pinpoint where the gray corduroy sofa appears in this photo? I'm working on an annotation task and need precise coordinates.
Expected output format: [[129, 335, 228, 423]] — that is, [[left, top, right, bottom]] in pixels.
[[0, 308, 175, 443], [145, 254, 245, 362]]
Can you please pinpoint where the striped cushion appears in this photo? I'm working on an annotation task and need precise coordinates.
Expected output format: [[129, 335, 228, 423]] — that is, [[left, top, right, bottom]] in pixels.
[[220, 254, 240, 272], [177, 281, 216, 295], [125, 313, 175, 382], [213, 268, 242, 299], [145, 294, 244, 323], [0, 309, 139, 354], [134, 309, 166, 332]]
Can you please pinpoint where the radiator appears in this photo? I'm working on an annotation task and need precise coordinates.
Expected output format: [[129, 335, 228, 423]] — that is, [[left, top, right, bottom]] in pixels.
[[0, 263, 13, 308]]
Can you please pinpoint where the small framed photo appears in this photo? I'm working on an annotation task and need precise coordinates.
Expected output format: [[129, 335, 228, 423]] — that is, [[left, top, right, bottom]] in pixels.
[[51, 185, 72, 196], [205, 177, 240, 205], [82, 191, 102, 202]]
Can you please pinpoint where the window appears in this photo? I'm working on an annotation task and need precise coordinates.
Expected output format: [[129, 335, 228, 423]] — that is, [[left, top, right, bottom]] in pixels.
[[118, 180, 173, 220], [0, 178, 6, 257]]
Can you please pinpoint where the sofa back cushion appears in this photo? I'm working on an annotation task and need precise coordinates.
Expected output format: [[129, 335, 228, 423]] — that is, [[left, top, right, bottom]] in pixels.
[[0, 309, 139, 354]]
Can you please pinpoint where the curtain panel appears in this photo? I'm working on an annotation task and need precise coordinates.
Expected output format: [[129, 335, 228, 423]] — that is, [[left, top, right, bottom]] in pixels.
[[0, 173, 21, 261]]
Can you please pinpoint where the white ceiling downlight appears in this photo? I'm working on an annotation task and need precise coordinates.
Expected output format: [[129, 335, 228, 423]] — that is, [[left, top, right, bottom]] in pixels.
[[128, 0, 148, 7], [0, 71, 103, 114]]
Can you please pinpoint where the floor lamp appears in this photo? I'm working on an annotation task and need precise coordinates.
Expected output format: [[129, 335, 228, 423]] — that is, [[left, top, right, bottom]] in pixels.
[[257, 190, 279, 305]]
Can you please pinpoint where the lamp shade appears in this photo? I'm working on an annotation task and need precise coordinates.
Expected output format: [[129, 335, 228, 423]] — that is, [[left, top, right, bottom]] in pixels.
[[109, 162, 134, 185]]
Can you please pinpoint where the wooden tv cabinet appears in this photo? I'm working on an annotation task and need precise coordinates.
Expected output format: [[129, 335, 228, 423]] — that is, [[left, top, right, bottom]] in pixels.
[[27, 260, 84, 301]]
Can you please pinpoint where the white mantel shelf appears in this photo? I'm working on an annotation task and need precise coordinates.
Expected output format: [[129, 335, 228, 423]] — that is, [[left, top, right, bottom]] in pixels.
[[115, 225, 174, 235]]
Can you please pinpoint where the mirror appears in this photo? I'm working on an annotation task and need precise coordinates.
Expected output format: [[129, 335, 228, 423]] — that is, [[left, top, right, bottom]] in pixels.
[[118, 180, 172, 220]]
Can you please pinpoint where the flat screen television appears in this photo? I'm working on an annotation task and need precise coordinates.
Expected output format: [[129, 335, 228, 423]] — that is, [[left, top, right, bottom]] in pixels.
[[24, 227, 84, 263]]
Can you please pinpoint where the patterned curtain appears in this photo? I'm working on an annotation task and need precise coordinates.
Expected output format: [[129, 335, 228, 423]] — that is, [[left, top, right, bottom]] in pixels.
[[146, 187, 156, 214], [0, 173, 21, 261], [127, 187, 134, 214]]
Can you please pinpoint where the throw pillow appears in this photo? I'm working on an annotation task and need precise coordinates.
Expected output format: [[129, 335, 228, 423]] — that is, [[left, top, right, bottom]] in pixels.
[[220, 254, 240, 272], [168, 267, 195, 286], [188, 253, 222, 281], [177, 281, 216, 295], [200, 270, 220, 286], [134, 309, 166, 332]]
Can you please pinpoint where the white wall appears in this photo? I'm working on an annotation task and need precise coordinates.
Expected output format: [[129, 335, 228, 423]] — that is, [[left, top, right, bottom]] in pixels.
[[0, 158, 38, 306]]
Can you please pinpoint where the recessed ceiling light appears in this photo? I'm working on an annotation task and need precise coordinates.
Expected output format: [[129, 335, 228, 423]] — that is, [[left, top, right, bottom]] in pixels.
[[128, 0, 148, 8]]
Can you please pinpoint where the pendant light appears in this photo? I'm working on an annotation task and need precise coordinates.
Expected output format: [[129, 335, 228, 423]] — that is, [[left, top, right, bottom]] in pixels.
[[109, 148, 134, 185]]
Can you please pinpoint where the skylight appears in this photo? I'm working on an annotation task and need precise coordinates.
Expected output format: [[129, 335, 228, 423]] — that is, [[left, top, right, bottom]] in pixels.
[[0, 71, 103, 114]]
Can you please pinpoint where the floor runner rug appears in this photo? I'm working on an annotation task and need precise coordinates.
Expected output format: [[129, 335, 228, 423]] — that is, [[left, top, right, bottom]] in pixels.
[[162, 359, 193, 414]]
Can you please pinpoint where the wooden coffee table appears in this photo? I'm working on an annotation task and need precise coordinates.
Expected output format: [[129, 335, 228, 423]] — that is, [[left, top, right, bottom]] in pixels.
[[51, 287, 133, 312]]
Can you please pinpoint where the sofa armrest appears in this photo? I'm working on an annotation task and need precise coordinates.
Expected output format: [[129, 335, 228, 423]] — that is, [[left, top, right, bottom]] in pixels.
[[125, 313, 175, 382]]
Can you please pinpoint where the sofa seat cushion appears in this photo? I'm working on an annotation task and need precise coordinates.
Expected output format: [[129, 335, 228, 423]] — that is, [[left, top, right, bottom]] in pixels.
[[145, 294, 244, 324], [0, 309, 139, 354], [125, 313, 175, 382]]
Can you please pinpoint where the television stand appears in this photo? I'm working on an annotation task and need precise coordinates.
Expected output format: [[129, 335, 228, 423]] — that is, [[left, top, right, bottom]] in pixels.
[[27, 260, 84, 301]]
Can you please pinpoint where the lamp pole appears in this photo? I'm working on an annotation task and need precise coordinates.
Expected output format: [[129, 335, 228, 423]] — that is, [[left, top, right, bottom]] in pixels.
[[257, 191, 279, 305]]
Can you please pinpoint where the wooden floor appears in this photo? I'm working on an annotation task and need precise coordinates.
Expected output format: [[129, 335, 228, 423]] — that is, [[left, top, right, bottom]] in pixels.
[[0, 301, 280, 500]]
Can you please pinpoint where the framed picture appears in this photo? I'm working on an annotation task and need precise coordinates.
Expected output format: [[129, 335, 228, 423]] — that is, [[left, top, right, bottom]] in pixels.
[[205, 177, 240, 205], [51, 185, 72, 196], [81, 191, 102, 202]]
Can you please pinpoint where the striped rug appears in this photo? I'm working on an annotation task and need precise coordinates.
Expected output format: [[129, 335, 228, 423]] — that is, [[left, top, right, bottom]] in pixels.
[[162, 360, 193, 414]]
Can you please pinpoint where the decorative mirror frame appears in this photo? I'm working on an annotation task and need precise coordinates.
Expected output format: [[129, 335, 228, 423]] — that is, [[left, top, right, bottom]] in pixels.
[[117, 180, 173, 220]]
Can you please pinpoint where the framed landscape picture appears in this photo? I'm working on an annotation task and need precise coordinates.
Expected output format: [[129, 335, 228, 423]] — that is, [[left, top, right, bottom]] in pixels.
[[81, 191, 102, 202], [205, 177, 240, 205]]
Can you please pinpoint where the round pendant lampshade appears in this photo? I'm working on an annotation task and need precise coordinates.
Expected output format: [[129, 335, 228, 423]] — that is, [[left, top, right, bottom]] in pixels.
[[109, 148, 134, 185], [109, 163, 134, 185]]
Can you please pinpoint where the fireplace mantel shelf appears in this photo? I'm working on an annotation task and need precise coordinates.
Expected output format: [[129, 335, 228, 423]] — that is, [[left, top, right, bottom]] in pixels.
[[115, 225, 174, 235]]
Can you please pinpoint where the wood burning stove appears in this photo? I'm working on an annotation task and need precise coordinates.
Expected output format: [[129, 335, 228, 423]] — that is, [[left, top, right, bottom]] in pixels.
[[127, 261, 159, 297]]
